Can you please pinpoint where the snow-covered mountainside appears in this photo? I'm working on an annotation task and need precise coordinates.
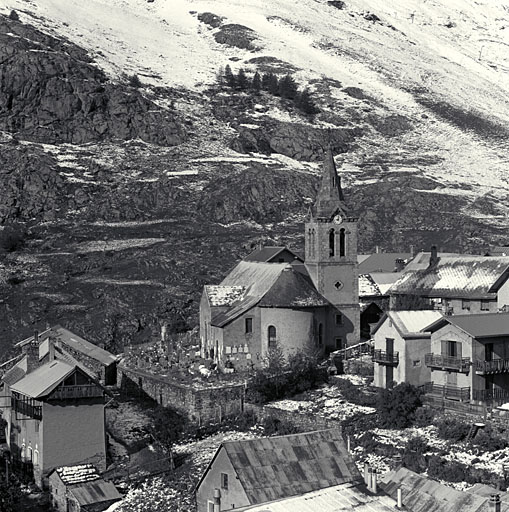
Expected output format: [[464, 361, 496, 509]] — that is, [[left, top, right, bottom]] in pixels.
[[0, 0, 508, 349]]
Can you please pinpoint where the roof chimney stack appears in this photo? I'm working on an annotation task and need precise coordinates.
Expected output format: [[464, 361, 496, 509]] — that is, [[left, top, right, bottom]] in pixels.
[[48, 335, 56, 362], [213, 488, 221, 512], [24, 330, 41, 374], [429, 245, 439, 267], [394, 258, 405, 272], [490, 494, 501, 512]]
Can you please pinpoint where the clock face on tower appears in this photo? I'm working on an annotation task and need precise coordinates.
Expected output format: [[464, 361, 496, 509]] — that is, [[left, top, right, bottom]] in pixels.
[[333, 214, 343, 225]]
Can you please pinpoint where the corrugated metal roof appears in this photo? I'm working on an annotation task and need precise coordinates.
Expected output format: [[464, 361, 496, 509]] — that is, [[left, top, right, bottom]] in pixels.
[[381, 467, 509, 512], [390, 255, 509, 299], [358, 253, 412, 274], [222, 429, 362, 505], [259, 269, 329, 308], [427, 313, 509, 338], [10, 360, 74, 398], [211, 262, 291, 327], [237, 482, 397, 512], [69, 480, 122, 506], [244, 247, 303, 263]]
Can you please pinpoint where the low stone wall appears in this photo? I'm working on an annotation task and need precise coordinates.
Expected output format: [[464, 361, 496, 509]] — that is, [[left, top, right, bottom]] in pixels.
[[118, 365, 245, 425]]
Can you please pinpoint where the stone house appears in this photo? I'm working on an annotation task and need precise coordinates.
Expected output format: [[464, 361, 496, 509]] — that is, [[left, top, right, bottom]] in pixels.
[[195, 429, 361, 512], [200, 147, 360, 369], [389, 249, 509, 314], [49, 464, 122, 512], [423, 312, 509, 405], [372, 310, 443, 389], [0, 334, 107, 488], [15, 326, 118, 386]]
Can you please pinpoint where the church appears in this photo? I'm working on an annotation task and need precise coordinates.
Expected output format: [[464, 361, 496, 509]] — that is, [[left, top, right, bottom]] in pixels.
[[199, 147, 360, 370]]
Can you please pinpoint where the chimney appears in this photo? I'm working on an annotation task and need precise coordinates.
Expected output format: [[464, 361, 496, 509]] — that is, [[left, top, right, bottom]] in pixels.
[[490, 494, 501, 512], [364, 462, 370, 487], [394, 258, 405, 272], [397, 488, 403, 509], [371, 469, 378, 494], [410, 244, 415, 258], [24, 330, 41, 374], [48, 335, 56, 362], [392, 454, 403, 470], [213, 488, 221, 512], [429, 245, 439, 267], [375, 245, 380, 254]]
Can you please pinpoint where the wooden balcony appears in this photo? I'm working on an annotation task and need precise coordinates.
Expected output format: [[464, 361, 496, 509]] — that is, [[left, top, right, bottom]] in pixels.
[[49, 385, 104, 400], [425, 353, 471, 373], [472, 388, 509, 404], [475, 359, 509, 375], [372, 349, 399, 366], [419, 382, 471, 401]]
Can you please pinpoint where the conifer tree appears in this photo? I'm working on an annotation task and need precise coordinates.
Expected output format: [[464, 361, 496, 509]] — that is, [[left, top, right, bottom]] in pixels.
[[236, 68, 248, 90], [296, 88, 319, 114], [224, 64, 235, 87], [279, 73, 298, 100], [268, 74, 280, 96], [251, 71, 262, 93], [261, 72, 272, 91]]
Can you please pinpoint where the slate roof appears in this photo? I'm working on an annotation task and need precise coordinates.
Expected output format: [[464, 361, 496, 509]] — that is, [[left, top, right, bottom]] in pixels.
[[381, 467, 509, 512], [69, 480, 122, 507], [56, 464, 100, 485], [1, 364, 27, 387], [402, 252, 462, 272], [237, 482, 397, 512], [244, 246, 303, 263], [211, 262, 328, 327], [358, 253, 412, 274], [16, 326, 117, 367], [425, 312, 509, 338], [206, 285, 246, 307], [359, 274, 381, 297], [210, 429, 361, 505], [390, 255, 509, 299], [372, 311, 443, 338], [10, 360, 75, 398]]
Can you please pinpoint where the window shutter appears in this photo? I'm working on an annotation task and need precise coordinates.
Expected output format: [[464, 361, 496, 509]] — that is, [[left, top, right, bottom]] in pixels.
[[441, 340, 448, 356], [456, 342, 462, 359]]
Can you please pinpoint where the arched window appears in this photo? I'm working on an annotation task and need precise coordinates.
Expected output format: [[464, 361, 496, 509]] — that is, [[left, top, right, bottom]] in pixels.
[[339, 228, 346, 257], [268, 326, 277, 348], [329, 229, 335, 257], [318, 324, 323, 346]]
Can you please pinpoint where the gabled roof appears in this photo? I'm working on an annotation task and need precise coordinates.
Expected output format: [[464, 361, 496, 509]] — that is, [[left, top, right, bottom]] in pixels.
[[258, 269, 329, 308], [237, 482, 397, 512], [202, 429, 361, 506], [372, 311, 443, 338], [381, 467, 509, 512], [425, 312, 509, 338], [402, 252, 462, 273], [17, 326, 117, 366], [10, 360, 75, 399], [1, 361, 27, 387], [359, 273, 401, 298], [359, 274, 381, 298], [244, 247, 303, 263], [69, 480, 122, 506], [358, 253, 412, 274], [390, 255, 509, 299]]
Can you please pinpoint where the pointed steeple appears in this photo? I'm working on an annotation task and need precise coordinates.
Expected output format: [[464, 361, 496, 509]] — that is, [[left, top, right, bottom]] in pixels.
[[313, 144, 346, 219]]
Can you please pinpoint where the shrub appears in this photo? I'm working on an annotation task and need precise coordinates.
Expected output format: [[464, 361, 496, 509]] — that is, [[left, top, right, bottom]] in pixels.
[[406, 436, 430, 455], [427, 455, 468, 482], [334, 378, 378, 408], [224, 64, 235, 87], [8, 10, 20, 21], [236, 68, 248, 89], [296, 88, 319, 115], [472, 425, 508, 452], [128, 74, 142, 88], [377, 383, 422, 428], [262, 415, 300, 436], [412, 406, 436, 427], [435, 417, 470, 442], [278, 73, 298, 100]]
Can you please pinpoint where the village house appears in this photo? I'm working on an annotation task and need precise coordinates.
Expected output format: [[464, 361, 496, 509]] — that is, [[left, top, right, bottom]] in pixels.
[[15, 325, 118, 386], [389, 248, 509, 314], [49, 464, 122, 512], [200, 147, 360, 370], [195, 429, 363, 512], [421, 312, 509, 406], [0, 333, 108, 488], [372, 310, 443, 389]]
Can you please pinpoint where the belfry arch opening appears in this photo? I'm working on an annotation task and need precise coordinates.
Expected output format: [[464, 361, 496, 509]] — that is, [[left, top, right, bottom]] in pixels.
[[329, 229, 335, 257], [339, 228, 346, 257]]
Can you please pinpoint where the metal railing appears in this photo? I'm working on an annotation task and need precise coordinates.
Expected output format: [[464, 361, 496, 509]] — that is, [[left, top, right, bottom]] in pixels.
[[372, 349, 399, 366], [332, 341, 373, 361], [425, 353, 471, 372], [419, 382, 470, 401], [475, 359, 509, 374]]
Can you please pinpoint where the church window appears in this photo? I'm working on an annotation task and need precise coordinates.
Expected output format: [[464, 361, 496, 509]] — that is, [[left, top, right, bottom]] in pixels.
[[318, 324, 323, 346], [329, 229, 335, 257], [339, 228, 346, 257], [245, 317, 253, 334], [268, 326, 277, 348]]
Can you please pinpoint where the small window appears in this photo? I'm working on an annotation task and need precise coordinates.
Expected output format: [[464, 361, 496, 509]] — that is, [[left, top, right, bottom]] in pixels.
[[335, 337, 343, 350], [335, 313, 343, 325], [268, 326, 277, 348], [245, 318, 253, 334], [462, 299, 470, 310], [221, 473, 229, 490], [412, 360, 421, 367], [481, 300, 490, 311], [278, 258, 285, 263], [208, 501, 215, 512]]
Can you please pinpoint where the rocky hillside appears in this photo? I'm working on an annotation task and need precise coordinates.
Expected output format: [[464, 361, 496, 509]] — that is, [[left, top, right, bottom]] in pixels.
[[0, 0, 508, 353]]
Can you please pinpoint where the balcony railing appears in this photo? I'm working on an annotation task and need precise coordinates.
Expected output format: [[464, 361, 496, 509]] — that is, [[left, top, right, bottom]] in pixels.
[[49, 385, 104, 400], [419, 382, 471, 401], [472, 388, 509, 403], [425, 353, 471, 373], [372, 349, 399, 366], [475, 359, 509, 375]]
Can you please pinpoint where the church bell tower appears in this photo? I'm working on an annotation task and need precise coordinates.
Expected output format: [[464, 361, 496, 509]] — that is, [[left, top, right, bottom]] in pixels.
[[305, 146, 359, 349]]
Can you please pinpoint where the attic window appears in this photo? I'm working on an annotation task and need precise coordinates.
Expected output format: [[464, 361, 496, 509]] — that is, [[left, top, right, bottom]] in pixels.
[[221, 473, 229, 490]]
